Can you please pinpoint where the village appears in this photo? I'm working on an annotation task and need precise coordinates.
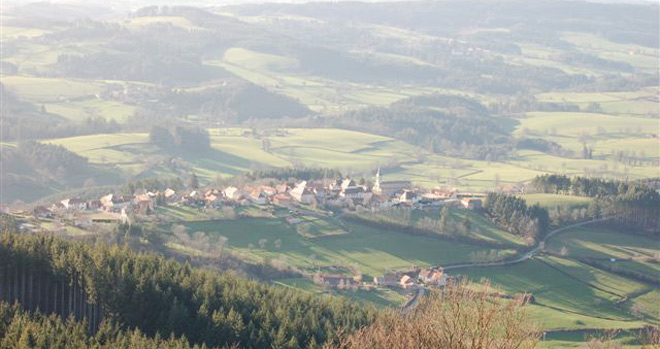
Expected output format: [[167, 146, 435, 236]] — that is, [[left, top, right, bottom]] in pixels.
[[13, 169, 506, 297], [27, 169, 491, 223]]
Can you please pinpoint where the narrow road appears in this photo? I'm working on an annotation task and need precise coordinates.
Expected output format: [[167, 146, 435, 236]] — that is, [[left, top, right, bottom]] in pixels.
[[443, 216, 615, 271], [400, 287, 426, 313]]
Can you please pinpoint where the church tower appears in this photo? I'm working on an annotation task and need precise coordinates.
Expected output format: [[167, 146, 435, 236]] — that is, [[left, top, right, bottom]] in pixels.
[[373, 167, 382, 195]]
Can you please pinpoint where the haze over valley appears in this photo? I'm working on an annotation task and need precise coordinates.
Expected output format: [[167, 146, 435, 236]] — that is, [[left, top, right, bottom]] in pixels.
[[0, 0, 658, 347]]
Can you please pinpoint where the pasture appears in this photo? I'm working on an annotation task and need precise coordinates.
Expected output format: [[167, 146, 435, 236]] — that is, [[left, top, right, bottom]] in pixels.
[[402, 208, 528, 247], [545, 227, 659, 262], [516, 112, 657, 139], [44, 99, 136, 122], [514, 111, 659, 167], [46, 127, 660, 192], [179, 217, 511, 277], [519, 193, 593, 209], [544, 226, 659, 280], [273, 278, 408, 307], [561, 32, 659, 72], [536, 87, 659, 118], [458, 257, 652, 331], [2, 76, 104, 103]]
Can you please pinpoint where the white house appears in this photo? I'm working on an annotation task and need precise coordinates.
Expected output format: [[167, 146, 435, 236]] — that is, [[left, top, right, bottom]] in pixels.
[[61, 198, 88, 211], [290, 181, 316, 204]]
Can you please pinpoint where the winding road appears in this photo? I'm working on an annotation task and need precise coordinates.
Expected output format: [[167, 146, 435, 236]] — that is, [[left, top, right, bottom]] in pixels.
[[399, 216, 616, 312], [443, 216, 615, 271]]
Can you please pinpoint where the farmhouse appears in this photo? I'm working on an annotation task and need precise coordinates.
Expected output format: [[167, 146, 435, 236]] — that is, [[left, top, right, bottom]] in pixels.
[[32, 206, 53, 218], [60, 198, 88, 211], [399, 275, 416, 289], [182, 191, 203, 206], [341, 178, 356, 191], [164, 188, 177, 201], [275, 183, 289, 193], [430, 188, 456, 199], [418, 268, 447, 286], [419, 193, 444, 206], [223, 186, 243, 201], [248, 188, 269, 205], [290, 181, 315, 204], [88, 200, 103, 210], [373, 274, 398, 287], [134, 194, 154, 214], [258, 185, 277, 197], [205, 194, 220, 208], [308, 182, 327, 200], [272, 192, 294, 206], [327, 179, 343, 195], [341, 186, 368, 200], [397, 190, 419, 204], [319, 274, 356, 289], [100, 194, 132, 211]]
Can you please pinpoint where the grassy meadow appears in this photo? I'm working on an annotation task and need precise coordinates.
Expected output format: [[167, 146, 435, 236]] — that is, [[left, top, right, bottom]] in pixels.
[[178, 217, 512, 277], [37, 125, 659, 195], [458, 256, 653, 331], [519, 193, 593, 209]]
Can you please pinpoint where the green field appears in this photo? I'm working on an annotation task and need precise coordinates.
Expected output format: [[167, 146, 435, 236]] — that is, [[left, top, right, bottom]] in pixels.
[[458, 257, 652, 331], [536, 87, 659, 118], [545, 227, 659, 262], [178, 217, 513, 277], [380, 208, 529, 247], [273, 278, 408, 307], [544, 226, 659, 280], [514, 111, 659, 165], [561, 32, 660, 72], [2, 76, 104, 103], [42, 127, 659, 193], [519, 193, 593, 209], [44, 99, 136, 122], [516, 112, 658, 139]]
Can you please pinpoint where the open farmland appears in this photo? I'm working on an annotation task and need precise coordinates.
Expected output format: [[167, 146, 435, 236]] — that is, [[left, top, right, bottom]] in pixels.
[[458, 257, 653, 331], [179, 217, 514, 277], [561, 32, 660, 72], [519, 193, 593, 209], [536, 87, 659, 118], [545, 227, 659, 262], [2, 76, 104, 103], [40, 126, 660, 197], [44, 99, 136, 122], [544, 226, 660, 281], [274, 278, 408, 308]]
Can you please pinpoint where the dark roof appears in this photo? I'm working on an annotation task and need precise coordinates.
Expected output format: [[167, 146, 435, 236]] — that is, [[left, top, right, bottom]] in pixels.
[[343, 187, 365, 194]]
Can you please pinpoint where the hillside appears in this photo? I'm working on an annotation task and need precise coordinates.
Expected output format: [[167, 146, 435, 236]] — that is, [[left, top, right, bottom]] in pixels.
[[0, 232, 374, 348]]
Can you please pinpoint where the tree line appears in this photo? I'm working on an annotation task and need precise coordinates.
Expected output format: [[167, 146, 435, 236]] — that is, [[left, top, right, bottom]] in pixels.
[[331, 94, 512, 160], [0, 302, 205, 348], [149, 126, 211, 153], [0, 232, 374, 348], [530, 175, 660, 235], [484, 193, 550, 243]]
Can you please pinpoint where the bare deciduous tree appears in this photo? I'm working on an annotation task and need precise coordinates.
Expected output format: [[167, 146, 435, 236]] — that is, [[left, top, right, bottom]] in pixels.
[[327, 280, 539, 349]]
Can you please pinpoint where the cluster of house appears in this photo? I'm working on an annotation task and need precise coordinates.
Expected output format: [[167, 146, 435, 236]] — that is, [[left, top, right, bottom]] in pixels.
[[30, 169, 487, 222], [178, 169, 486, 210], [313, 266, 449, 291], [373, 267, 448, 290], [31, 191, 163, 220]]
